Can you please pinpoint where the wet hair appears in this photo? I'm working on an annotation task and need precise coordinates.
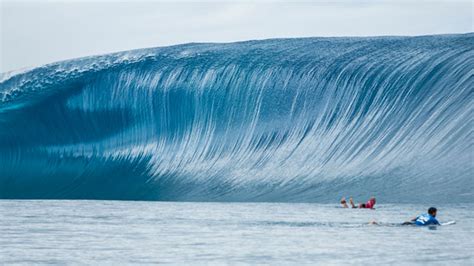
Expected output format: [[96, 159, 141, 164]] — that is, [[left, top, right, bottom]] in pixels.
[[360, 203, 366, 208], [428, 207, 437, 215]]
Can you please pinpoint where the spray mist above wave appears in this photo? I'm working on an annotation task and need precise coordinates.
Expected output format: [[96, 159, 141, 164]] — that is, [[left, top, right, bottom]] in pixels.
[[0, 33, 473, 202]]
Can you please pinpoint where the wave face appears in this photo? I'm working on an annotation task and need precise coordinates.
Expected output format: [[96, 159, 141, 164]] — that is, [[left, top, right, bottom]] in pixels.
[[1, 34, 473, 202]]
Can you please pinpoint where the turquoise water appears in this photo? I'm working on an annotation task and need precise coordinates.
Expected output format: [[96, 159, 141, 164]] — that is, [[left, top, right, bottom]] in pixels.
[[1, 200, 473, 264], [2, 34, 472, 203]]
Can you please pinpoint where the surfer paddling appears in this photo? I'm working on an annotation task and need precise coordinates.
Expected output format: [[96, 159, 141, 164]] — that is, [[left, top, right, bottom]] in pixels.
[[402, 207, 440, 226], [340, 197, 376, 209], [369, 207, 448, 226]]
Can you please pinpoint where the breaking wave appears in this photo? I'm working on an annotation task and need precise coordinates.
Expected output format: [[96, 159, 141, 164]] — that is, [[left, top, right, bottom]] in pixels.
[[1, 33, 473, 202]]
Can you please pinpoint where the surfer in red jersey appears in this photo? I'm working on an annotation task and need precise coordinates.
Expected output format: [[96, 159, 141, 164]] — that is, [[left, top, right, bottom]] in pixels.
[[340, 197, 376, 209]]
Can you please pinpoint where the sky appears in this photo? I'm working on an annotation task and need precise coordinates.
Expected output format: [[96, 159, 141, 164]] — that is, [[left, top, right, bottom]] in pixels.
[[0, 0, 472, 73]]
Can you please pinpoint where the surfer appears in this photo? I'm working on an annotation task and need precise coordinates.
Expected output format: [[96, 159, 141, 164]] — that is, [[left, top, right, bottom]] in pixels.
[[340, 197, 376, 209], [369, 207, 449, 226], [402, 207, 440, 226]]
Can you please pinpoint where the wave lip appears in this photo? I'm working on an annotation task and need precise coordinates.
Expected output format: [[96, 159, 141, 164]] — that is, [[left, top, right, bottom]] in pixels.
[[1, 33, 473, 202]]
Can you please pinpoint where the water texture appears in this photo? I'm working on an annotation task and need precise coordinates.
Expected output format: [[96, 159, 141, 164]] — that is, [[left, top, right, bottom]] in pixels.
[[0, 34, 472, 202], [0, 200, 473, 264]]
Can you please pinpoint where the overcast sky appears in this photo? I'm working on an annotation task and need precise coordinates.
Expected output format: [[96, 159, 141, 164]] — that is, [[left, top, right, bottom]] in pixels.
[[1, 0, 472, 72]]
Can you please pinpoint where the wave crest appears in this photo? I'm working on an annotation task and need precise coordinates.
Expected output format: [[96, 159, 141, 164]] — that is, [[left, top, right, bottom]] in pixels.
[[1, 34, 473, 202]]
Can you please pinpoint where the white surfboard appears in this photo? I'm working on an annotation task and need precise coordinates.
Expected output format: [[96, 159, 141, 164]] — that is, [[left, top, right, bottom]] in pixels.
[[441, 220, 456, 226]]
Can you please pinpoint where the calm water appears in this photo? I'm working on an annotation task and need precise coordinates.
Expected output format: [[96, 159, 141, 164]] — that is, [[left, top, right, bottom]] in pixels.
[[1, 200, 473, 265]]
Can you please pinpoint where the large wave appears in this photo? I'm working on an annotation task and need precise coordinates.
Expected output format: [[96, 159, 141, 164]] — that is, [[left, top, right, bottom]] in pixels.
[[1, 34, 472, 202]]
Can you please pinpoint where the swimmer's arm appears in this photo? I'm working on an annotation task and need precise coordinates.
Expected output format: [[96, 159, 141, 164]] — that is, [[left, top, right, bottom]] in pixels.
[[401, 217, 417, 224]]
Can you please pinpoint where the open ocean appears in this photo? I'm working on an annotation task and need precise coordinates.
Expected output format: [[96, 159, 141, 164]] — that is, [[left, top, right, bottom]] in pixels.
[[1, 200, 472, 264], [1, 34, 473, 265]]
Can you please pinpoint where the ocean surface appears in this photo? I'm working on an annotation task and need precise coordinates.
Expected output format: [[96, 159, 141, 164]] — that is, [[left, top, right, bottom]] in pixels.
[[1, 33, 472, 203], [1, 200, 473, 265], [1, 33, 472, 264]]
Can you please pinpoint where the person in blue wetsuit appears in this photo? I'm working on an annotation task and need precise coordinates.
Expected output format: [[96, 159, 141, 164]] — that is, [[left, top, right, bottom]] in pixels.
[[403, 207, 440, 226]]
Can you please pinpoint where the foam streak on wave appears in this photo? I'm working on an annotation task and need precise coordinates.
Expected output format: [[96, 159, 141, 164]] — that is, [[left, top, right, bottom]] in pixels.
[[0, 34, 473, 202]]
